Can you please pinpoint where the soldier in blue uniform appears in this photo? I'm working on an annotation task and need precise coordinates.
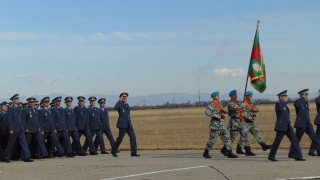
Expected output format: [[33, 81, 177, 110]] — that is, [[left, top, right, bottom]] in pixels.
[[83, 97, 107, 154], [38, 96, 65, 158], [23, 97, 48, 159], [74, 96, 98, 155], [288, 89, 320, 158], [0, 102, 9, 161], [111, 92, 139, 157], [64, 96, 86, 156], [308, 90, 320, 156], [34, 100, 39, 109], [4, 94, 33, 163], [51, 96, 75, 158], [268, 90, 305, 161], [94, 98, 115, 154]]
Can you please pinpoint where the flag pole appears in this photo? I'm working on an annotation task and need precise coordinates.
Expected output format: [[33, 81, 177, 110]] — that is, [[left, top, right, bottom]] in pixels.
[[243, 20, 260, 102]]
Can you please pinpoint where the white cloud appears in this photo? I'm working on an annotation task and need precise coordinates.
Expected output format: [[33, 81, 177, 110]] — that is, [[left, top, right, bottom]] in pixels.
[[110, 32, 132, 40], [0, 32, 39, 41], [213, 68, 245, 77], [15, 74, 47, 83], [90, 32, 108, 41]]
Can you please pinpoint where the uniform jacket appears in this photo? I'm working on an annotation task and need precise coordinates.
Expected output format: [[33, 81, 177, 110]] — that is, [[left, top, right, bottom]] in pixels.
[[243, 101, 259, 122], [74, 105, 89, 131], [274, 101, 291, 132], [100, 108, 111, 131], [38, 107, 55, 133], [87, 106, 101, 130], [7, 105, 25, 133], [22, 107, 40, 133], [314, 96, 320, 125], [114, 101, 133, 129], [293, 97, 312, 129], [227, 101, 242, 120], [0, 111, 9, 136], [52, 107, 67, 131], [205, 102, 228, 130], [65, 107, 77, 131]]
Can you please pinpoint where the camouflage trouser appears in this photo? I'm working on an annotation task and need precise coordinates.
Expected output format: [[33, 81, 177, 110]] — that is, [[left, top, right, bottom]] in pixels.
[[205, 129, 232, 151], [228, 119, 250, 146], [238, 121, 264, 146]]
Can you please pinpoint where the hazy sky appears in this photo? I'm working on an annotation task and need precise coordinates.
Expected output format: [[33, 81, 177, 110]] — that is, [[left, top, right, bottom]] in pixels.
[[1, 1, 319, 98]]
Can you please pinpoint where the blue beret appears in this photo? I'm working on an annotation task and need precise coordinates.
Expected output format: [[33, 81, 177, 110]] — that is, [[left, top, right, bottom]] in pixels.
[[119, 92, 129, 98], [98, 98, 106, 104], [277, 90, 287, 96], [88, 96, 97, 101], [298, 88, 309, 95], [246, 91, 253, 96], [211, 91, 219, 98], [64, 96, 73, 102], [77, 96, 85, 101], [53, 96, 62, 102], [26, 97, 36, 102], [229, 90, 237, 97], [10, 93, 19, 100], [41, 96, 50, 102]]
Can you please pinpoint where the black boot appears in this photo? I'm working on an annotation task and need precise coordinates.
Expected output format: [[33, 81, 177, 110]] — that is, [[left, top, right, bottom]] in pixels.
[[260, 142, 271, 151], [227, 150, 238, 158], [203, 149, 212, 158], [236, 145, 245, 154], [220, 146, 228, 156], [244, 146, 256, 156]]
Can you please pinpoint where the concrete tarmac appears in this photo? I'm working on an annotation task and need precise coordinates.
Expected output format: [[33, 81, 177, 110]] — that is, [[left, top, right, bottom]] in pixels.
[[0, 149, 319, 180]]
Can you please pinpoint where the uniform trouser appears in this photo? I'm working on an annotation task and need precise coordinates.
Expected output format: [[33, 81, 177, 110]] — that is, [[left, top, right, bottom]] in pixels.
[[76, 129, 96, 153], [68, 130, 84, 154], [269, 125, 302, 159], [205, 128, 232, 151], [25, 132, 48, 157], [309, 125, 320, 154], [229, 119, 250, 147], [94, 129, 115, 150], [42, 132, 65, 155], [83, 129, 106, 152], [289, 126, 320, 158], [0, 134, 8, 150], [0, 141, 5, 160], [5, 132, 31, 160], [55, 131, 72, 154], [238, 121, 264, 146], [112, 127, 137, 154]]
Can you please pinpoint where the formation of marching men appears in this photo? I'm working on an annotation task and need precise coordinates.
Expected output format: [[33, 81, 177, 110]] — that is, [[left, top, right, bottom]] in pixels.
[[0, 92, 139, 163]]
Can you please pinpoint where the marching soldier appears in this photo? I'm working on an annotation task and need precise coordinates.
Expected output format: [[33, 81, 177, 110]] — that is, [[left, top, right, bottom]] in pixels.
[[83, 96, 107, 154], [288, 89, 320, 158], [0, 102, 9, 161], [38, 96, 65, 158], [74, 96, 98, 155], [4, 94, 33, 162], [221, 90, 250, 156], [94, 98, 115, 154], [238, 91, 271, 155], [203, 91, 238, 158], [22, 97, 48, 159], [308, 90, 320, 156], [64, 96, 86, 156], [111, 92, 139, 157], [51, 97, 74, 158], [268, 90, 305, 161]]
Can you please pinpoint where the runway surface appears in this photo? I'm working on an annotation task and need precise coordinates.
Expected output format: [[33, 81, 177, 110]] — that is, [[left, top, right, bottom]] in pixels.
[[0, 149, 319, 180]]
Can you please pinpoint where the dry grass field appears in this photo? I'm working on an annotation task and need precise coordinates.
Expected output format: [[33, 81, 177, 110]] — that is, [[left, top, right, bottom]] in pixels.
[[85, 103, 318, 151]]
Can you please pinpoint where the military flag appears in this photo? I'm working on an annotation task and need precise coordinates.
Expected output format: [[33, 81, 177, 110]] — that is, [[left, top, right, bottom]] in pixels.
[[247, 20, 266, 93]]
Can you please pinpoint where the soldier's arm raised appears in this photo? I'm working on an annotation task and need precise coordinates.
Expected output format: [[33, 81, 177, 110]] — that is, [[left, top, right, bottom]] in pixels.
[[114, 101, 122, 110]]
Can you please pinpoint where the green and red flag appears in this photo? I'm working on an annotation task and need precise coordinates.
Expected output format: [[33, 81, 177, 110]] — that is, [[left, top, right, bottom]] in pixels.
[[247, 24, 266, 93]]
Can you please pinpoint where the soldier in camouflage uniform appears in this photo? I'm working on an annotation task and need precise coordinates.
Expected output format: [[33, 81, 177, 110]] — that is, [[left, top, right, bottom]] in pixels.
[[203, 91, 238, 159], [220, 90, 251, 156], [238, 91, 271, 156]]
